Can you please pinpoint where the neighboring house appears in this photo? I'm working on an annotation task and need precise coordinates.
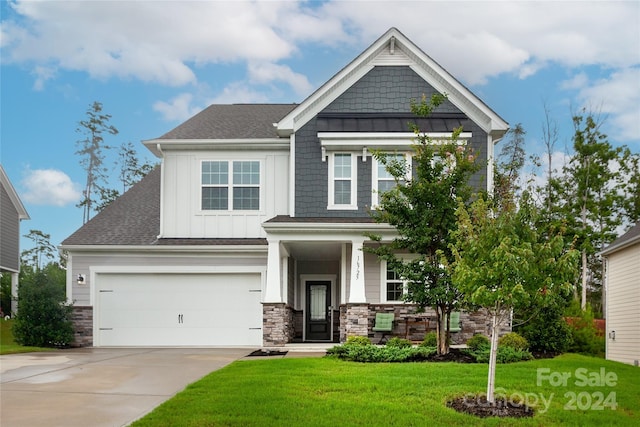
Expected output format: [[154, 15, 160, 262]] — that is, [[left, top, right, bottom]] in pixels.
[[0, 164, 30, 315], [602, 221, 640, 366], [61, 28, 509, 347]]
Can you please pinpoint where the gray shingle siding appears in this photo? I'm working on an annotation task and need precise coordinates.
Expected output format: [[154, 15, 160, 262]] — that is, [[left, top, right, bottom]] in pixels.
[[0, 185, 20, 271], [294, 65, 489, 218], [323, 66, 460, 114]]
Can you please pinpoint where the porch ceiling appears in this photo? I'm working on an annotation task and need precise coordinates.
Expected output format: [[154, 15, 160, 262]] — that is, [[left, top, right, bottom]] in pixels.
[[285, 242, 343, 261]]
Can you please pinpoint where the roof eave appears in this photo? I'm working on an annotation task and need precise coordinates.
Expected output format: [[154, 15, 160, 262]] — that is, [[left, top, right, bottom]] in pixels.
[[601, 235, 640, 256], [61, 244, 268, 254], [0, 165, 30, 220], [142, 138, 290, 156]]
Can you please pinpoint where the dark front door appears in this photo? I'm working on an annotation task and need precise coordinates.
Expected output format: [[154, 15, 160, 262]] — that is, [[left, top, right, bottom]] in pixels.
[[305, 281, 331, 341]]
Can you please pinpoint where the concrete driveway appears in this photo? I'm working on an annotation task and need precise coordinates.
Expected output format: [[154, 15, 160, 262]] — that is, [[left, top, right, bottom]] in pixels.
[[0, 347, 251, 427]]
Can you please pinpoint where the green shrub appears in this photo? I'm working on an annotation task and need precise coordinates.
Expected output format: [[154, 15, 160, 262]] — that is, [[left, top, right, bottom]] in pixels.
[[345, 335, 372, 346], [326, 343, 436, 362], [420, 331, 438, 347], [464, 346, 534, 364], [12, 270, 73, 347], [466, 334, 490, 351], [386, 337, 412, 348], [565, 302, 605, 358], [516, 303, 572, 355], [498, 332, 529, 351]]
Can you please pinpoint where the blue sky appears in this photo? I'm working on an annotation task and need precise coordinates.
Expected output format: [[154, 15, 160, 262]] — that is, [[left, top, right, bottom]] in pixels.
[[1, 0, 639, 255]]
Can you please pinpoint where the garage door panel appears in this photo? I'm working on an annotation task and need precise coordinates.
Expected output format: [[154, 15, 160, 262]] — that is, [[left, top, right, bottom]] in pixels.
[[96, 273, 262, 346]]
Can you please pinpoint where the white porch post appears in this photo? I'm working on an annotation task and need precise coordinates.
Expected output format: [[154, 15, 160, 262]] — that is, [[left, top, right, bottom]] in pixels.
[[265, 239, 283, 302], [348, 237, 366, 303]]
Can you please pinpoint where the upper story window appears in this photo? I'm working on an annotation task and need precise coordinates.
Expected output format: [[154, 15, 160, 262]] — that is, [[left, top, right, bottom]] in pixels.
[[328, 153, 357, 210], [201, 160, 260, 211], [372, 153, 410, 207]]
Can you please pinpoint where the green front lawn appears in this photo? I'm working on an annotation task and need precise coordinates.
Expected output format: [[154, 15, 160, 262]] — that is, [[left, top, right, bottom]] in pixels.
[[132, 354, 639, 426], [0, 319, 52, 355]]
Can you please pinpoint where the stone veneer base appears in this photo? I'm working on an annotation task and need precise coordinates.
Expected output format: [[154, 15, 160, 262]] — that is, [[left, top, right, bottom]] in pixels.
[[263, 303, 294, 347], [71, 306, 93, 347]]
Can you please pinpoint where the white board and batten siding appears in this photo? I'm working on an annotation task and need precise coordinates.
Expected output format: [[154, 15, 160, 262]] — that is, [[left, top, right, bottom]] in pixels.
[[606, 244, 640, 366], [161, 150, 289, 239]]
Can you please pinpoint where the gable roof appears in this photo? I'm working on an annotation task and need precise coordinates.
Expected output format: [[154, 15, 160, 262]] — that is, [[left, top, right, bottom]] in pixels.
[[61, 167, 161, 246], [601, 221, 640, 256], [143, 104, 297, 157], [276, 27, 508, 140], [0, 164, 30, 220]]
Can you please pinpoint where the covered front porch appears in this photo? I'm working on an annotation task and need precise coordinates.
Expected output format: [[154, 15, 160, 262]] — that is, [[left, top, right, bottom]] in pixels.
[[260, 217, 449, 346], [260, 217, 495, 346], [261, 218, 388, 346]]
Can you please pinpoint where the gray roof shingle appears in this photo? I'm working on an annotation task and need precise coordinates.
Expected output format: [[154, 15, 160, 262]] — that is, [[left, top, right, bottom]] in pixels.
[[158, 104, 297, 140], [602, 221, 640, 255], [61, 167, 161, 246]]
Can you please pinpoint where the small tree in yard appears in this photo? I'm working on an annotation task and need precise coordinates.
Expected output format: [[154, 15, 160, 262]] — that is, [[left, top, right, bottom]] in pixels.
[[451, 194, 578, 403], [367, 93, 480, 355], [12, 264, 73, 347]]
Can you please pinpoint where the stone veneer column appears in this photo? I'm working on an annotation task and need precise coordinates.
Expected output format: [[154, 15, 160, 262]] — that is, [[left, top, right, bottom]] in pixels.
[[263, 303, 294, 347], [344, 303, 370, 339], [71, 306, 93, 347]]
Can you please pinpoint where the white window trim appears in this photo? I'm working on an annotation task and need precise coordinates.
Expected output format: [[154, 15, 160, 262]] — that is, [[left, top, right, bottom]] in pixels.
[[200, 160, 263, 212], [379, 254, 419, 303], [371, 152, 412, 208], [380, 259, 407, 303], [327, 152, 358, 210]]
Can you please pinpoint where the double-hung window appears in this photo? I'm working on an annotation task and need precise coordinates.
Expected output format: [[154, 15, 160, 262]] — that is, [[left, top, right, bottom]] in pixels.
[[201, 160, 260, 211], [382, 260, 406, 302], [328, 153, 357, 209], [372, 153, 409, 207]]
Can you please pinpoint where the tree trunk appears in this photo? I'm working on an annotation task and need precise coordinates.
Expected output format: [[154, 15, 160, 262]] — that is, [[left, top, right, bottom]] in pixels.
[[601, 258, 607, 319], [439, 312, 449, 355], [581, 249, 588, 310], [487, 309, 499, 404], [435, 308, 450, 355]]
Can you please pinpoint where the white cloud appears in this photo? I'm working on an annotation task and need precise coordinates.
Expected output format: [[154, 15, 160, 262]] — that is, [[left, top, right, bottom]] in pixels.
[[4, 1, 637, 88], [248, 62, 313, 95], [21, 169, 81, 207], [2, 0, 638, 141], [560, 73, 589, 91], [209, 82, 270, 105], [153, 93, 203, 122], [573, 68, 640, 143], [322, 1, 639, 82], [2, 1, 296, 86]]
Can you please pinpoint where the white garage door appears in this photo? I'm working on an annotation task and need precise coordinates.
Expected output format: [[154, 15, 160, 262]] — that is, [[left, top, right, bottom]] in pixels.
[[96, 273, 262, 346]]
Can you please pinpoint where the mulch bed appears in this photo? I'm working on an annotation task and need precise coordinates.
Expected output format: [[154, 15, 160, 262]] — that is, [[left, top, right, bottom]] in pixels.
[[247, 349, 288, 357], [427, 347, 476, 363], [447, 395, 535, 418]]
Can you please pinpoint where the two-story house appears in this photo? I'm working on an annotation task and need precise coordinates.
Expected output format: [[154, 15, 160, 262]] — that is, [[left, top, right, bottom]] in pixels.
[[61, 28, 509, 347], [1, 164, 30, 316]]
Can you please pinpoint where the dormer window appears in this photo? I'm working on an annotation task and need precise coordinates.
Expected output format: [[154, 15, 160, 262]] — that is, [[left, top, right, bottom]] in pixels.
[[201, 160, 260, 211]]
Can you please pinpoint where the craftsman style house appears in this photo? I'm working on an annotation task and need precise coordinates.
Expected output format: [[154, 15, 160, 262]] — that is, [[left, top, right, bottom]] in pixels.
[[62, 28, 509, 347]]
